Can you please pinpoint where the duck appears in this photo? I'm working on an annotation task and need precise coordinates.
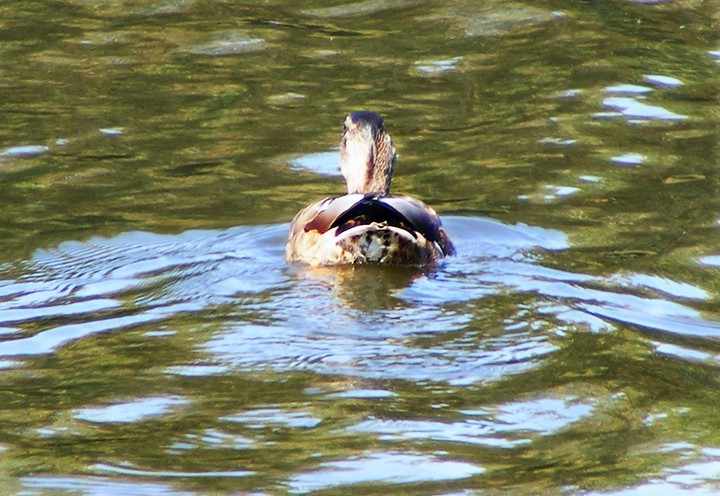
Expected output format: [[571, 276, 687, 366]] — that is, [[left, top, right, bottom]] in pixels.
[[286, 110, 455, 266]]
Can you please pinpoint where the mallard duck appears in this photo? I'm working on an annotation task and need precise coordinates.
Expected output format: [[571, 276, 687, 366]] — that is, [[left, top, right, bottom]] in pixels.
[[286, 110, 455, 266]]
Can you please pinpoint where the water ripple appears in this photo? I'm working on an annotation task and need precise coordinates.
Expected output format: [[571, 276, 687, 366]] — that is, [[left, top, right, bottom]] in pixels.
[[602, 96, 687, 121], [0, 226, 285, 356], [347, 396, 593, 448], [22, 476, 196, 496], [286, 452, 484, 494], [1, 216, 716, 389], [74, 396, 189, 424]]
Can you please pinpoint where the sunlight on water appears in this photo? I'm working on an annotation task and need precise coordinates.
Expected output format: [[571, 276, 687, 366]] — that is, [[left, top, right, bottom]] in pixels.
[[92, 464, 254, 479], [602, 97, 687, 121], [348, 397, 593, 448], [21, 477, 195, 496], [0, 145, 50, 158], [287, 452, 484, 494], [288, 150, 341, 176], [221, 408, 322, 429], [2, 212, 719, 494], [74, 396, 189, 424]]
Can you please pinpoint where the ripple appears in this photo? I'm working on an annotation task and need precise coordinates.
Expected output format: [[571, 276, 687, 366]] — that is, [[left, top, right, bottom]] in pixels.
[[288, 150, 340, 176], [5, 214, 716, 394], [286, 452, 483, 494], [128, 0, 195, 17], [580, 302, 720, 339], [0, 309, 170, 356], [183, 32, 268, 56], [583, 447, 720, 496], [348, 417, 528, 448], [326, 389, 397, 399], [94, 463, 253, 478], [609, 273, 709, 300], [611, 152, 646, 166], [171, 429, 254, 451], [21, 476, 195, 496], [99, 127, 123, 136], [518, 185, 581, 203], [0, 297, 119, 325], [266, 92, 306, 107], [221, 407, 322, 429], [605, 84, 653, 94], [204, 319, 558, 386], [644, 74, 684, 87], [550, 88, 582, 98], [602, 97, 687, 121], [483, 397, 594, 434], [0, 225, 287, 356], [348, 396, 593, 448], [539, 137, 576, 146], [198, 217, 568, 384], [446, 217, 569, 254], [413, 56, 463, 75], [0, 145, 50, 158], [74, 396, 188, 424], [303, 0, 416, 18], [654, 343, 715, 363], [0, 302, 195, 356], [451, 6, 564, 38], [584, 481, 719, 496], [165, 364, 229, 377]]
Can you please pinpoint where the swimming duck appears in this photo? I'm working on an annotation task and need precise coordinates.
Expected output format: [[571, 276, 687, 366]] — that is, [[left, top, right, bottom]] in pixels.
[[286, 110, 455, 266]]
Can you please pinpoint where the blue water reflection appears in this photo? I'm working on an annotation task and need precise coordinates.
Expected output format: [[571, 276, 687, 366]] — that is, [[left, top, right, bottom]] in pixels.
[[1, 216, 716, 380], [21, 476, 196, 496], [2, 215, 719, 495], [287, 452, 484, 494]]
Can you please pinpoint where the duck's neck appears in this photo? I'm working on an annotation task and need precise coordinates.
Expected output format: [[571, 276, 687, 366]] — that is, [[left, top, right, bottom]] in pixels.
[[341, 132, 396, 195]]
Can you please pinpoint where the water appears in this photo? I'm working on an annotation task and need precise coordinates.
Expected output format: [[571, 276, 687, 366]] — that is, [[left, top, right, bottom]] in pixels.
[[1, 0, 719, 494]]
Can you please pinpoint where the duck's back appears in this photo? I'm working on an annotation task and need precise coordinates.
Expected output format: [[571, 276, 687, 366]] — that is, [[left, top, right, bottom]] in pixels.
[[286, 194, 454, 266]]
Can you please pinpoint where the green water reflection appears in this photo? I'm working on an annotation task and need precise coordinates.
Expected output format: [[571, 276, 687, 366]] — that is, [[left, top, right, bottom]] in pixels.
[[0, 0, 719, 495]]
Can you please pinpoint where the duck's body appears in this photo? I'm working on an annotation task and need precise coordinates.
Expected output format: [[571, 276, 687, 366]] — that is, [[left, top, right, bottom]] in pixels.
[[286, 111, 454, 266]]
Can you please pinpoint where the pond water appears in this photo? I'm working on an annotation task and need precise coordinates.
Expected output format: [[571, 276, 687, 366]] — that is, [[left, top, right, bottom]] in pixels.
[[1, 0, 719, 494]]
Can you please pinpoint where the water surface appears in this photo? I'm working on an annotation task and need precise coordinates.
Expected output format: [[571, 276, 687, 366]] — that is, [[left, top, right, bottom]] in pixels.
[[1, 0, 719, 495]]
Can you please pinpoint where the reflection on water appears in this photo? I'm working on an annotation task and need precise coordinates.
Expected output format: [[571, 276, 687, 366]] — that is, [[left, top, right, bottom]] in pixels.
[[287, 452, 484, 494], [348, 396, 594, 448], [74, 396, 189, 424], [1, 0, 720, 495], [3, 214, 720, 494], [21, 477, 195, 496]]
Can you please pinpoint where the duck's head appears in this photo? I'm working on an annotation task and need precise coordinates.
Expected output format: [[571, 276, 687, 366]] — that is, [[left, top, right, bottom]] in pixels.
[[340, 110, 397, 195]]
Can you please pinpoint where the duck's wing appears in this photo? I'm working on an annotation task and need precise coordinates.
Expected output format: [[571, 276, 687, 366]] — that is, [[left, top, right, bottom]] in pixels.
[[379, 195, 455, 256], [289, 194, 366, 238]]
